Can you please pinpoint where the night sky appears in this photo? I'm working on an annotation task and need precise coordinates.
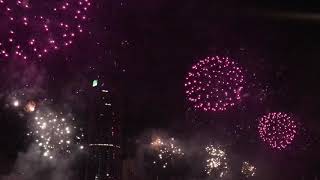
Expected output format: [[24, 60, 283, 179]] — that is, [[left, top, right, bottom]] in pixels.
[[1, 0, 320, 179]]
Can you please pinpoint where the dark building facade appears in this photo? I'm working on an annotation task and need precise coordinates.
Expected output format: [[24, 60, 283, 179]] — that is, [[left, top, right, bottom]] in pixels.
[[85, 76, 122, 180], [83, 0, 128, 178]]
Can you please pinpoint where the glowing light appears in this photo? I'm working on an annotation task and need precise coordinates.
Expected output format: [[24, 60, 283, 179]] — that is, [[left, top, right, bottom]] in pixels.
[[258, 112, 298, 150], [185, 56, 245, 112], [0, 0, 91, 60], [205, 145, 228, 178], [92, 80, 98, 87], [13, 100, 19, 107], [241, 161, 256, 177]]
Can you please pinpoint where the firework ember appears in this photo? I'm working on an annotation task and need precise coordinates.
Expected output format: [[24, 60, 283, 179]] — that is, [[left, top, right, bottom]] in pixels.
[[24, 100, 36, 112]]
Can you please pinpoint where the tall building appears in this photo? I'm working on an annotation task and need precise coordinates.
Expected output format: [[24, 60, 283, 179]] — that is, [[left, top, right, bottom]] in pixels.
[[85, 76, 122, 180], [83, 0, 128, 178]]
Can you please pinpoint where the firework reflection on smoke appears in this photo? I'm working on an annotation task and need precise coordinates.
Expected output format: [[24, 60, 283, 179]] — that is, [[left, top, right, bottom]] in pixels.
[[150, 137, 184, 169], [205, 145, 228, 178], [26, 109, 84, 159], [241, 161, 256, 177]]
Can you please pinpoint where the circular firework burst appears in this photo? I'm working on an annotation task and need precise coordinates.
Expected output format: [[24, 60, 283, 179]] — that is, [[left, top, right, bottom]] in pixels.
[[185, 56, 245, 112], [258, 112, 298, 150], [0, 0, 91, 60]]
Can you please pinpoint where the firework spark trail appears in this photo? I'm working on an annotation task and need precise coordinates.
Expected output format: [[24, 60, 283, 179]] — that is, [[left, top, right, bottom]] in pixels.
[[185, 56, 245, 112], [150, 137, 184, 169], [0, 0, 91, 60], [26, 109, 84, 159], [205, 145, 228, 178], [258, 112, 298, 150]]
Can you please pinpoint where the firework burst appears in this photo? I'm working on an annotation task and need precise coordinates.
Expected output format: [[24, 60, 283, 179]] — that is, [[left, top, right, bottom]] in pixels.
[[185, 56, 245, 112], [150, 137, 184, 169], [205, 144, 229, 178], [26, 109, 84, 159], [241, 161, 256, 177], [258, 112, 298, 150], [0, 0, 91, 60]]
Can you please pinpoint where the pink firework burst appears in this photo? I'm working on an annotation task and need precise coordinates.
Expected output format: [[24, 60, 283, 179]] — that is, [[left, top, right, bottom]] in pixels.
[[258, 112, 298, 150], [185, 56, 245, 112], [0, 0, 91, 60]]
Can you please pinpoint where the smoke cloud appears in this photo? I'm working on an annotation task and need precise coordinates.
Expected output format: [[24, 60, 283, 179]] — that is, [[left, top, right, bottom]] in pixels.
[[1, 144, 80, 180]]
